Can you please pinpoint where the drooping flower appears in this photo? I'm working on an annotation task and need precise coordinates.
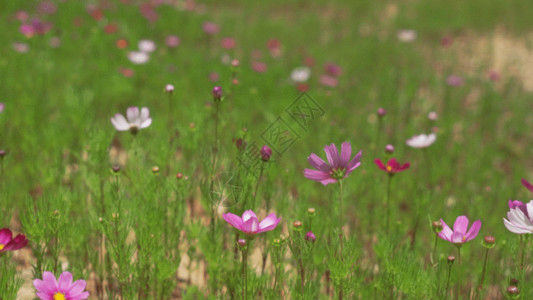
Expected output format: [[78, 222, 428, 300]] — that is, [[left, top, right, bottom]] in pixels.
[[438, 216, 481, 245], [111, 107, 152, 134], [521, 178, 533, 193], [406, 133, 436, 148], [374, 158, 410, 174], [304, 142, 362, 185], [223, 210, 281, 235], [0, 228, 28, 252], [34, 271, 89, 300], [504, 200, 533, 234]]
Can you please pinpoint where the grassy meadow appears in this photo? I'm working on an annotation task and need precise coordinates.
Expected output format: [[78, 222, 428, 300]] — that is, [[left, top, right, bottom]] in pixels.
[[1, 0, 533, 299]]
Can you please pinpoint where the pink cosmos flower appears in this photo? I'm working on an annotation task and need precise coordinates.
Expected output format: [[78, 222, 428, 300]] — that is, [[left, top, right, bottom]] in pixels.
[[34, 271, 89, 300], [304, 142, 362, 185], [446, 75, 464, 87], [166, 35, 180, 48], [203, 22, 219, 35], [0, 228, 28, 252], [221, 37, 235, 49], [319, 74, 338, 87], [374, 158, 410, 174], [223, 210, 281, 235], [0, 103, 4, 113], [438, 216, 481, 245], [111, 107, 152, 134], [521, 178, 533, 193], [251, 62, 267, 73], [504, 200, 533, 234]]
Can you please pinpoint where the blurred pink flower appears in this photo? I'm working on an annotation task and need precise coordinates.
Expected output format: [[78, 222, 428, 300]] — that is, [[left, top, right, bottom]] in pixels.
[[0, 228, 28, 252], [374, 158, 410, 174], [488, 70, 500, 82], [166, 35, 180, 48], [12, 42, 29, 53], [223, 210, 281, 235], [446, 75, 464, 87], [111, 107, 152, 133], [267, 39, 282, 58], [304, 142, 362, 185], [208, 72, 219, 82], [203, 22, 219, 35], [128, 51, 149, 64], [324, 62, 342, 77], [438, 216, 481, 245], [521, 178, 533, 193], [138, 40, 156, 53], [140, 3, 158, 22], [319, 75, 338, 87], [0, 103, 4, 113], [38, 1, 57, 15], [15, 11, 29, 22], [221, 37, 235, 49], [251, 62, 267, 73], [504, 200, 533, 234], [34, 271, 89, 300]]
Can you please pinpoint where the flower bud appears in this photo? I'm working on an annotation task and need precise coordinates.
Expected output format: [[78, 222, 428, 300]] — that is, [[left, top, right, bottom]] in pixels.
[[428, 111, 438, 121], [165, 84, 174, 94], [432, 220, 443, 233], [260, 145, 272, 162], [510, 278, 519, 285], [152, 166, 160, 175], [212, 86, 222, 102], [377, 107, 386, 118], [447, 255, 455, 265], [176, 172, 183, 179], [272, 238, 281, 246], [111, 165, 120, 173], [305, 231, 316, 243], [507, 286, 519, 297], [482, 235, 495, 249], [293, 220, 303, 231], [385, 144, 394, 154], [307, 207, 316, 218], [0, 150, 6, 158], [51, 209, 61, 219], [112, 212, 120, 220]]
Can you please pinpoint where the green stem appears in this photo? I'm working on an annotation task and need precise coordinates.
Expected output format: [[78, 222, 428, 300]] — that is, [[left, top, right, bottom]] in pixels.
[[444, 261, 454, 299], [212, 101, 220, 170], [252, 164, 264, 204], [339, 180, 344, 229], [386, 175, 392, 236], [478, 248, 489, 291], [242, 247, 248, 300], [431, 234, 439, 266]]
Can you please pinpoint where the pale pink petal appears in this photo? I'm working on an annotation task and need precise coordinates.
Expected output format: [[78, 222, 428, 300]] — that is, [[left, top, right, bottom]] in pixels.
[[0, 228, 12, 245], [307, 153, 331, 172], [43, 272, 59, 290], [508, 209, 529, 228], [34, 278, 55, 294], [126, 107, 140, 123], [453, 216, 469, 234], [140, 117, 152, 129], [111, 114, 129, 131], [527, 201, 533, 222], [304, 169, 332, 183], [450, 231, 464, 243], [223, 213, 243, 230], [465, 220, 481, 241], [58, 272, 73, 291], [504, 218, 533, 234], [320, 178, 338, 185], [258, 213, 280, 231], [140, 107, 150, 123], [242, 210, 257, 222], [67, 279, 88, 298], [339, 142, 352, 166]]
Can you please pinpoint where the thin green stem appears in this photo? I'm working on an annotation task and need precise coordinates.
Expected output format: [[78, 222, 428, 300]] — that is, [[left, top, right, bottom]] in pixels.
[[241, 247, 248, 300], [252, 164, 264, 204], [444, 262, 453, 299], [431, 234, 439, 267], [478, 248, 490, 292], [339, 180, 344, 229], [386, 175, 392, 236], [212, 101, 220, 170]]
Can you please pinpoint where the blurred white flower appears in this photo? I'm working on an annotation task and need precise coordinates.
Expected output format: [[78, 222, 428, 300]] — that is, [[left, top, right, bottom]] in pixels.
[[428, 111, 438, 121], [128, 51, 149, 64], [138, 39, 156, 53], [291, 67, 311, 83], [12, 42, 29, 53], [111, 107, 152, 134], [406, 133, 436, 148], [397, 29, 417, 42]]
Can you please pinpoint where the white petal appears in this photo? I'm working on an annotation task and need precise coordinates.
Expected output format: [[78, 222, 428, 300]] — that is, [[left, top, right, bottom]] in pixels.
[[504, 218, 533, 234], [140, 118, 152, 129], [140, 107, 150, 123], [111, 114, 129, 131]]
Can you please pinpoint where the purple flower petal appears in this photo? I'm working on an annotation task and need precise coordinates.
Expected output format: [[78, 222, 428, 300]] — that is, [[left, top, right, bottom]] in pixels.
[[0, 228, 12, 245], [339, 142, 352, 166], [307, 153, 331, 172], [223, 213, 243, 230], [58, 271, 73, 291], [304, 169, 331, 182], [465, 220, 481, 241], [324, 144, 339, 168], [453, 216, 469, 235], [438, 218, 453, 241], [346, 150, 362, 173]]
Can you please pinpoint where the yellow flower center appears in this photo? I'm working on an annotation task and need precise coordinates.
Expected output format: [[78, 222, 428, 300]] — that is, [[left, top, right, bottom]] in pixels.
[[0, 244, 4, 250], [53, 292, 66, 300], [386, 166, 392, 172]]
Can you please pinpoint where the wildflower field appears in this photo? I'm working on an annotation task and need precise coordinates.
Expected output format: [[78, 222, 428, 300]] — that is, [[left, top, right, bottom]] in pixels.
[[3, 0, 533, 299]]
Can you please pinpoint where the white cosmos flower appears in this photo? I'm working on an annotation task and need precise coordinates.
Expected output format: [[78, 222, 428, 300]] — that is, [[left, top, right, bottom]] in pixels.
[[128, 51, 149, 64], [406, 133, 436, 148], [111, 107, 152, 134], [138, 39, 156, 53], [504, 200, 533, 234], [397, 29, 417, 42], [290, 67, 311, 83]]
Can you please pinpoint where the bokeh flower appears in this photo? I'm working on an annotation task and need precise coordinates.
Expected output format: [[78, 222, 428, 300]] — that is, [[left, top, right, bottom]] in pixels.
[[290, 67, 311, 83], [203, 22, 219, 35], [374, 158, 410, 174], [0, 228, 28, 252], [221, 37, 235, 49], [446, 75, 464, 87], [165, 35, 180, 48], [138, 40, 156, 53], [111, 107, 152, 134], [128, 51, 149, 64], [319, 74, 338, 87], [438, 216, 481, 245], [223, 210, 281, 235], [251, 62, 267, 73], [34, 271, 89, 300], [0, 103, 4, 113], [324, 62, 342, 77], [406, 133, 436, 148], [397, 29, 417, 42], [304, 142, 362, 185], [504, 200, 533, 234]]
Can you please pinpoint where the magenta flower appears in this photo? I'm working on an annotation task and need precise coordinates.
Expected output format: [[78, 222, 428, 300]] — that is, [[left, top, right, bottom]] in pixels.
[[34, 271, 89, 300], [304, 142, 362, 185], [521, 178, 533, 193], [0, 228, 28, 252], [203, 22, 219, 35], [438, 216, 481, 245], [504, 200, 533, 234], [374, 158, 410, 174], [260, 145, 272, 162], [0, 103, 4, 113], [111, 107, 152, 134], [223, 210, 281, 235]]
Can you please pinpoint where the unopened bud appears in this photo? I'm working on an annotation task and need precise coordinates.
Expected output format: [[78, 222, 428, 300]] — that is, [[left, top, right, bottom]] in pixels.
[[377, 107, 386, 118], [112, 212, 120, 219], [52, 210, 60, 219], [111, 165, 120, 173], [0, 150, 6, 158], [165, 84, 174, 94], [507, 286, 519, 297], [307, 207, 316, 217], [483, 235, 495, 248], [272, 238, 281, 246], [293, 220, 303, 231], [238, 239, 246, 248], [385, 144, 394, 154], [447, 256, 455, 265], [152, 166, 160, 175], [510, 278, 519, 285], [305, 231, 316, 243], [260, 145, 272, 162], [212, 86, 222, 102], [432, 220, 443, 233], [176, 172, 183, 179]]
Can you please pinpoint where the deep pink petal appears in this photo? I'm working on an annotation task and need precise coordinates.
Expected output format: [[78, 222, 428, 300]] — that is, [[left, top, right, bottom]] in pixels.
[[36, 291, 53, 300], [346, 150, 362, 171], [465, 220, 481, 241], [34, 278, 56, 294], [58, 272, 73, 291], [339, 142, 352, 166], [0, 228, 12, 245], [374, 159, 386, 171], [509, 200, 524, 209], [3, 234, 27, 251], [307, 153, 331, 172], [223, 213, 243, 230], [324, 144, 339, 168], [42, 272, 59, 291], [453, 216, 469, 235], [241, 217, 259, 234], [522, 178, 533, 192]]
